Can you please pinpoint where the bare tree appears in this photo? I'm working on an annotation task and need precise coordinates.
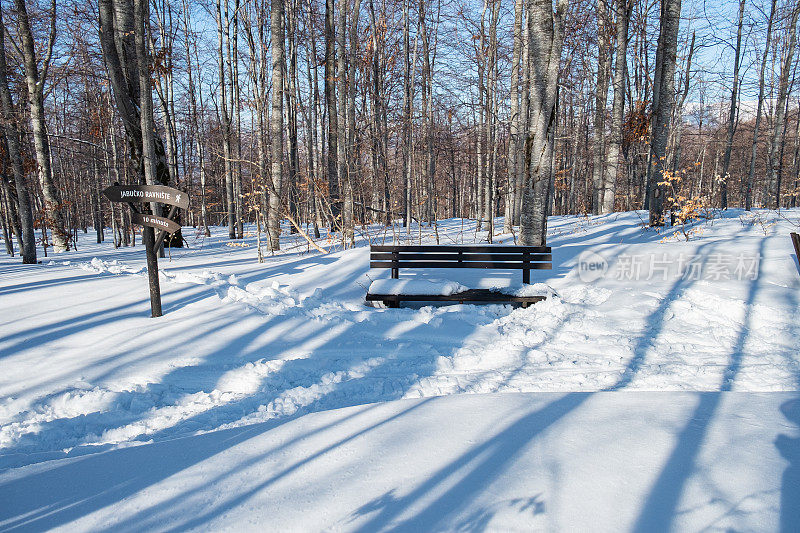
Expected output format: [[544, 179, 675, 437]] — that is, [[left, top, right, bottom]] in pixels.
[[720, 0, 746, 210], [0, 6, 35, 263], [601, 0, 631, 214], [768, 0, 800, 208], [268, 0, 285, 250], [591, 0, 611, 215], [647, 0, 681, 226], [505, 0, 524, 232], [746, 0, 777, 211], [14, 0, 69, 251], [325, 0, 340, 222], [135, 0, 162, 316], [216, 0, 236, 239], [519, 0, 567, 246]]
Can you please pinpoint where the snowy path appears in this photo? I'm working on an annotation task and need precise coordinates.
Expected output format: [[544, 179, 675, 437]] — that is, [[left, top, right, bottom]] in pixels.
[[1, 392, 796, 531], [1, 210, 799, 530]]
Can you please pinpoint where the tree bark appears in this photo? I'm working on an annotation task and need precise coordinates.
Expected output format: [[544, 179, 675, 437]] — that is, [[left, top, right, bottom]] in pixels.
[[217, 0, 236, 239], [519, 0, 566, 246], [647, 0, 681, 226], [402, 0, 412, 229], [720, 0, 745, 209], [344, 0, 361, 247], [768, 1, 799, 209], [325, 0, 340, 224], [0, 6, 36, 263], [268, 0, 285, 250], [505, 0, 524, 232], [15, 0, 69, 252], [746, 0, 776, 211], [591, 0, 611, 215], [135, 0, 162, 317], [601, 0, 631, 214]]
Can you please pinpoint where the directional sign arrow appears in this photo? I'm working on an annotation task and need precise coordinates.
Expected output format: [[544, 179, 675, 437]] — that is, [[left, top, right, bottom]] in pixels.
[[102, 184, 189, 210], [131, 212, 182, 234]]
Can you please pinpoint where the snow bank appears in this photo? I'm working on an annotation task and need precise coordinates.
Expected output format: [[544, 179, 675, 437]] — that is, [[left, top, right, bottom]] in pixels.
[[48, 257, 145, 275], [489, 282, 558, 298]]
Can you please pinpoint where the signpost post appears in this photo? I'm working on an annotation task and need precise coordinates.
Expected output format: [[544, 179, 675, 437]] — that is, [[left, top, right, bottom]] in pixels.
[[102, 184, 187, 317]]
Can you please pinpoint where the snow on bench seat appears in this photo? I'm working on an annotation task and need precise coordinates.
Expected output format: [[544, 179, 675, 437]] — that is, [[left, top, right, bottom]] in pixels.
[[368, 278, 468, 296], [368, 279, 557, 298], [367, 278, 556, 308]]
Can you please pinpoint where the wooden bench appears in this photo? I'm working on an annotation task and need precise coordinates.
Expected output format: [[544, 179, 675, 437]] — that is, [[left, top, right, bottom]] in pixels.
[[366, 244, 552, 308]]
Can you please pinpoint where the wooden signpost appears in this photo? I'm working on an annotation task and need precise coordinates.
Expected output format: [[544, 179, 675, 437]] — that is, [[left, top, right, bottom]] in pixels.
[[130, 212, 182, 234], [102, 184, 187, 318]]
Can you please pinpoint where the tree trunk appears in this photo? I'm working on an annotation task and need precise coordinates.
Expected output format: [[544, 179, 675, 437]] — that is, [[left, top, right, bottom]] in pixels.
[[15, 0, 69, 252], [519, 0, 566, 246], [135, 0, 162, 316], [0, 6, 35, 263], [591, 0, 611, 215], [368, 0, 389, 226], [601, 0, 631, 214], [746, 0, 776, 211], [217, 0, 236, 239], [647, 0, 681, 226], [336, 0, 350, 244], [287, 0, 300, 233], [402, 0, 412, 229], [505, 0, 524, 232], [768, 2, 799, 209], [514, 8, 531, 225], [345, 0, 361, 246], [720, 0, 745, 209], [231, 0, 244, 239], [325, 0, 340, 224], [268, 0, 285, 251]]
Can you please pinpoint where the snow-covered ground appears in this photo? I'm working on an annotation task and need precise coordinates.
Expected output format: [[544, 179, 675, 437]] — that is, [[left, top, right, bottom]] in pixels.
[[1, 210, 799, 531]]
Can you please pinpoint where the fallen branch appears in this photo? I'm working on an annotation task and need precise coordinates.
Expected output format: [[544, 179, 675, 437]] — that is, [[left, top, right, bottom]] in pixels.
[[283, 210, 328, 254]]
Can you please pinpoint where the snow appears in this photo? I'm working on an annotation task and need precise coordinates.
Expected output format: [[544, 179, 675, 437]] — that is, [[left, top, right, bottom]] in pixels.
[[368, 278, 468, 295], [1, 209, 799, 531], [490, 282, 558, 298], [1, 392, 795, 532], [367, 278, 558, 298]]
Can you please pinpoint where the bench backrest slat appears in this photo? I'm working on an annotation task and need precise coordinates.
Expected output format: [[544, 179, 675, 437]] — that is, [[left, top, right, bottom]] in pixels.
[[369, 244, 553, 283], [371, 245, 550, 253], [371, 261, 553, 270], [370, 252, 552, 262]]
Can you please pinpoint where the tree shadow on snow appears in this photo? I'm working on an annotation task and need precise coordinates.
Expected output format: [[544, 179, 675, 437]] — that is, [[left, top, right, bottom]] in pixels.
[[2, 226, 783, 531], [0, 263, 509, 529], [607, 240, 718, 391], [631, 238, 766, 532], [777, 268, 800, 533], [346, 393, 588, 532], [0, 253, 387, 464], [0, 401, 389, 532]]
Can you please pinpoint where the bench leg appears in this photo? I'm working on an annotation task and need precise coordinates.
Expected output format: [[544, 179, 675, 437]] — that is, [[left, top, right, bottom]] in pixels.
[[385, 300, 399, 308]]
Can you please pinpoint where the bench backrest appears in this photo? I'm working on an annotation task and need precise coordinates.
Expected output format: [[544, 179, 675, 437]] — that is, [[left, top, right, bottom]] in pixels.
[[370, 245, 552, 283]]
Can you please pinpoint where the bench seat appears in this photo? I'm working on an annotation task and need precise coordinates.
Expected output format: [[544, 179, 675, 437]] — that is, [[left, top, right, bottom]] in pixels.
[[366, 288, 547, 308]]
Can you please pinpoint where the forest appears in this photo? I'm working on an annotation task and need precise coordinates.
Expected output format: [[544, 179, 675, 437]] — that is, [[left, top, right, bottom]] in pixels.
[[0, 0, 799, 262]]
